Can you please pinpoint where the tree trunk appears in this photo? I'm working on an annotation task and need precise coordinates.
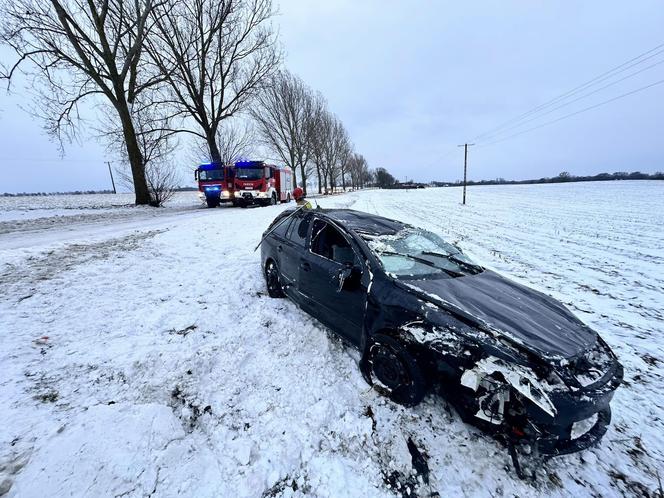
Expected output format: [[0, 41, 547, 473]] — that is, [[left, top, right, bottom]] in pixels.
[[117, 105, 150, 205], [289, 152, 298, 190], [299, 163, 308, 196], [206, 129, 222, 163], [316, 164, 322, 194]]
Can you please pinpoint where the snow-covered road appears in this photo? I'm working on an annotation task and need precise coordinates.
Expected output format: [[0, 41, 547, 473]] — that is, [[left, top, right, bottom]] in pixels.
[[1, 182, 662, 497]]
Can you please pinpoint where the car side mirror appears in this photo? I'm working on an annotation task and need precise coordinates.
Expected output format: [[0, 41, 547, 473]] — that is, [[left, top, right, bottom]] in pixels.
[[337, 262, 362, 292]]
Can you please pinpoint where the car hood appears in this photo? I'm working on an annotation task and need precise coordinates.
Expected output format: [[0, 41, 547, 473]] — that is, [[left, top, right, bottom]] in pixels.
[[403, 269, 596, 360]]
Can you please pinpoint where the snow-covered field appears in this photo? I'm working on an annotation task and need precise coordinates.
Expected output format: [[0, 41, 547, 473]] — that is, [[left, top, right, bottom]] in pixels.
[[1, 181, 662, 497]]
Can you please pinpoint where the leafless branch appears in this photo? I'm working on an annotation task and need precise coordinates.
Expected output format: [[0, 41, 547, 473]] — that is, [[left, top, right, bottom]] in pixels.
[[146, 0, 281, 163]]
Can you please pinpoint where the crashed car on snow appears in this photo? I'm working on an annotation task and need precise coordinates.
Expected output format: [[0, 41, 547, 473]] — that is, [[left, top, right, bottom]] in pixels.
[[260, 208, 623, 469]]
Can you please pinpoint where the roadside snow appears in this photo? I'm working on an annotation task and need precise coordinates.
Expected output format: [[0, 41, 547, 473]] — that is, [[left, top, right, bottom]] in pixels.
[[9, 403, 186, 497], [1, 182, 663, 497]]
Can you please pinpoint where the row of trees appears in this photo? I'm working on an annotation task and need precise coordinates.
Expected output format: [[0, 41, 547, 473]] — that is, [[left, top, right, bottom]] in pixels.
[[0, 0, 378, 204], [433, 170, 664, 187], [251, 70, 371, 195]]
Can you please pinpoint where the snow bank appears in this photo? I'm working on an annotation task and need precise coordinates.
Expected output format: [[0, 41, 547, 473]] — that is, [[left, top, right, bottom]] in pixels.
[[10, 403, 185, 497]]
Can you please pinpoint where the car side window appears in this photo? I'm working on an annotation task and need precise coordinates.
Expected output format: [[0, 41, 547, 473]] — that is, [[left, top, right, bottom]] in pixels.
[[287, 213, 311, 247], [271, 216, 293, 238], [310, 220, 357, 265]]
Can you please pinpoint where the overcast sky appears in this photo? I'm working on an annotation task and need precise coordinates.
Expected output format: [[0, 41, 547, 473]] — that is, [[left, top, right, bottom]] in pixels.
[[1, 0, 663, 192]]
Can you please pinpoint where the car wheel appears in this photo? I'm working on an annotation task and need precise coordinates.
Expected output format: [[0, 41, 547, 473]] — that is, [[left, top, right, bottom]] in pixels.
[[270, 193, 277, 205], [265, 260, 286, 298], [364, 334, 425, 407], [206, 198, 219, 208]]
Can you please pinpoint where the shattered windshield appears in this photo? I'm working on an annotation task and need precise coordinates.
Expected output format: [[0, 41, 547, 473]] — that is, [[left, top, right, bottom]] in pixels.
[[363, 229, 483, 278]]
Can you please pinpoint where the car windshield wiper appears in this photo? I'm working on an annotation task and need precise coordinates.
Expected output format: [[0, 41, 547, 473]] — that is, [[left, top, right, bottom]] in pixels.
[[420, 251, 483, 274], [377, 251, 464, 278]]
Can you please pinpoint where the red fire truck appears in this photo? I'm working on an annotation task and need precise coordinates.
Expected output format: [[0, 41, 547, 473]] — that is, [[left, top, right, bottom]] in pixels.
[[194, 162, 235, 208], [233, 160, 292, 207]]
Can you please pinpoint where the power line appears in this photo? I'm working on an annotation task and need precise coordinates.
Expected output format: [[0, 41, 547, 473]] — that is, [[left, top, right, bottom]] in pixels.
[[473, 41, 664, 142], [479, 77, 664, 147], [477, 57, 664, 143]]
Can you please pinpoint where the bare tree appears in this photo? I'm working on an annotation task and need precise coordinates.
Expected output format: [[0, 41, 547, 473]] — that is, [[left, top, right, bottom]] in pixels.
[[189, 120, 255, 167], [251, 70, 319, 193], [306, 92, 328, 194], [115, 157, 180, 206], [309, 106, 333, 193], [319, 114, 348, 192], [299, 92, 326, 193], [347, 153, 369, 190], [147, 0, 280, 163], [335, 123, 352, 191], [105, 94, 180, 205], [144, 159, 180, 205], [0, 0, 165, 205]]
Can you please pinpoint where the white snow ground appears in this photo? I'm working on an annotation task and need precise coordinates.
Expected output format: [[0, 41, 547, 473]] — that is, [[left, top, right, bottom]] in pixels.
[[1, 182, 663, 497]]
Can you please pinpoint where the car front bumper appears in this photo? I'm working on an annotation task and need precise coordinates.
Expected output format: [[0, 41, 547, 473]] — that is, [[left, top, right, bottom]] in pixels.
[[528, 361, 623, 455]]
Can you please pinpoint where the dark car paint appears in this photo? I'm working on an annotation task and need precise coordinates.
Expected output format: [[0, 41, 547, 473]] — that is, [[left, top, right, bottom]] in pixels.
[[265, 209, 369, 344], [265, 208, 596, 360], [405, 270, 597, 360], [260, 208, 623, 456]]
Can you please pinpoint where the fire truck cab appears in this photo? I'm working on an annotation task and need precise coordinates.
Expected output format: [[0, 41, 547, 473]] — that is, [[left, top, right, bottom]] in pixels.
[[233, 161, 292, 207], [195, 163, 235, 208]]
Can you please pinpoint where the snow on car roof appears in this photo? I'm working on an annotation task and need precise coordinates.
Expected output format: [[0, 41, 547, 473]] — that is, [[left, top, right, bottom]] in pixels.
[[320, 208, 405, 235]]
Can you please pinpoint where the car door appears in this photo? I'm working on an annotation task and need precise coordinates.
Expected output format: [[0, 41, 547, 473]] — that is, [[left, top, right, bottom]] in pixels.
[[266, 214, 294, 278], [279, 211, 312, 302], [298, 218, 367, 345]]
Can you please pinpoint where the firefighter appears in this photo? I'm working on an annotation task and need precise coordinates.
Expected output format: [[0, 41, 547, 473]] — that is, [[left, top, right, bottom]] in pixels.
[[293, 187, 312, 209]]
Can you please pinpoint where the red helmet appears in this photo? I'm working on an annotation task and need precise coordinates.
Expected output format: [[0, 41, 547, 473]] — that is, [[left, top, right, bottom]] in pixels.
[[293, 187, 304, 200]]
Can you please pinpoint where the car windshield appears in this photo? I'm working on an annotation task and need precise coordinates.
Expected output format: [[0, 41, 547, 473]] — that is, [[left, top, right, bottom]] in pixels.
[[236, 168, 263, 180], [199, 169, 224, 181], [363, 228, 483, 278]]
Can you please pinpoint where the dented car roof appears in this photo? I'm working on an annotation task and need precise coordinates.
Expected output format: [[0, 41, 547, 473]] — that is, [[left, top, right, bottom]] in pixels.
[[316, 208, 406, 235]]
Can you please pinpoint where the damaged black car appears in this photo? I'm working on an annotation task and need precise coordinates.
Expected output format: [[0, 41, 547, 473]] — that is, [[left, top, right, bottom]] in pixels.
[[259, 208, 623, 472]]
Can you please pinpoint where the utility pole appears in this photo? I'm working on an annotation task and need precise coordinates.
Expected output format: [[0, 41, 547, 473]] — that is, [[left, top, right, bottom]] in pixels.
[[107, 161, 117, 194], [457, 143, 474, 205]]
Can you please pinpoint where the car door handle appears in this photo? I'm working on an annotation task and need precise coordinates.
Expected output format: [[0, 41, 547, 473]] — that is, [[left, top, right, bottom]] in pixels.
[[277, 245, 283, 253], [300, 262, 311, 272]]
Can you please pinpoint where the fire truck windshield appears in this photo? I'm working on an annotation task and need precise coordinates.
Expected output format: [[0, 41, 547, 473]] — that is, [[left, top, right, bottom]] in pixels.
[[199, 169, 225, 181], [236, 168, 264, 180]]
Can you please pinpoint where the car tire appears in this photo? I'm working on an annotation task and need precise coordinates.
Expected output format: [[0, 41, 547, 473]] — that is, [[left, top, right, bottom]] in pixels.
[[270, 193, 277, 206], [265, 260, 286, 298], [364, 334, 425, 407], [206, 198, 219, 208]]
